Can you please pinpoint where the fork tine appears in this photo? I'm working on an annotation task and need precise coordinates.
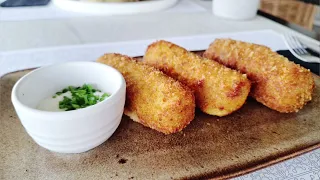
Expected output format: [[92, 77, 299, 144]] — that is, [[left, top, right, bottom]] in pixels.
[[291, 35, 308, 54], [285, 35, 296, 53], [284, 33, 320, 63], [286, 34, 305, 55], [285, 34, 295, 50]]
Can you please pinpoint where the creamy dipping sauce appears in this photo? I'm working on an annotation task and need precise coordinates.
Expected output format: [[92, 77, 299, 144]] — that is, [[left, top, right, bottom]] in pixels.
[[37, 91, 105, 112], [36, 84, 110, 112]]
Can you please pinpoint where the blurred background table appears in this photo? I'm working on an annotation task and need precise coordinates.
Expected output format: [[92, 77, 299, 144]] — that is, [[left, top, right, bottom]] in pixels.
[[259, 0, 320, 40]]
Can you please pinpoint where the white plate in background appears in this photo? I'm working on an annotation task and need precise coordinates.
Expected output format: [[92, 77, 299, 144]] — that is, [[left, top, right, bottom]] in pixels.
[[52, 0, 178, 15]]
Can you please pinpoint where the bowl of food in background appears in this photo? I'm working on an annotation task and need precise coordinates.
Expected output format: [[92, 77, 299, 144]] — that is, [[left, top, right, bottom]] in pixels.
[[52, 0, 178, 15]]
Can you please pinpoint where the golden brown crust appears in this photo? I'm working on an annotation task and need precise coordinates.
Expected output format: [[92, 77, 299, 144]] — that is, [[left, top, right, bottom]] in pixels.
[[97, 53, 195, 134], [144, 40, 251, 116], [203, 39, 315, 113]]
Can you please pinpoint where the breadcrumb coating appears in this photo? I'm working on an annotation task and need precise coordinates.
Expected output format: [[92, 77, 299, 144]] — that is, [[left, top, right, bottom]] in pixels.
[[203, 39, 315, 113], [144, 40, 251, 116], [97, 53, 195, 134]]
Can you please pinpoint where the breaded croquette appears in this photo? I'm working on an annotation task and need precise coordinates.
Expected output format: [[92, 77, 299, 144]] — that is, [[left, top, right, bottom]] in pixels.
[[203, 39, 315, 113], [97, 53, 195, 134], [144, 40, 251, 117]]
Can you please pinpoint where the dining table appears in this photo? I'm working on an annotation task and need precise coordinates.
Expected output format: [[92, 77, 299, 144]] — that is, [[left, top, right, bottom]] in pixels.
[[0, 0, 319, 179]]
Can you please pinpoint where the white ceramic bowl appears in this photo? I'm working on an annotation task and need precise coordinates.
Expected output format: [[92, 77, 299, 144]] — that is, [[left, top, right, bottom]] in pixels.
[[11, 62, 126, 153], [213, 0, 260, 20]]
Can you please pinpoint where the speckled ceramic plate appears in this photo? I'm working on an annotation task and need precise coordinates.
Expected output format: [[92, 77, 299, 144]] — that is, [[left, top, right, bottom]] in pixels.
[[1, 66, 319, 180]]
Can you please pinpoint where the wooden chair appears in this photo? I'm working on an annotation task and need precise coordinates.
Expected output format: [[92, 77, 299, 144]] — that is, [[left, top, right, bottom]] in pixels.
[[260, 0, 318, 30]]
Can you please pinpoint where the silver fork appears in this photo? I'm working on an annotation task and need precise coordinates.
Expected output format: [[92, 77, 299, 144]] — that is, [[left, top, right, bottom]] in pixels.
[[284, 34, 320, 63]]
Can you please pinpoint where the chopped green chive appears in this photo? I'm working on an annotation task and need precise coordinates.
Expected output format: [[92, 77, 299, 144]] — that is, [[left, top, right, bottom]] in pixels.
[[62, 88, 68, 93], [54, 84, 111, 111], [100, 93, 110, 101]]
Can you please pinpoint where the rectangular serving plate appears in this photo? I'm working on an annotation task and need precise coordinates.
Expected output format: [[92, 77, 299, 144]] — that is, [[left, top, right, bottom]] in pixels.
[[1, 30, 319, 179]]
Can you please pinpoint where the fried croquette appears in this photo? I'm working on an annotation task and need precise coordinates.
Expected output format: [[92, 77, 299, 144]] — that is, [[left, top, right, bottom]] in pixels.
[[144, 40, 251, 117], [203, 39, 315, 113], [97, 53, 195, 134]]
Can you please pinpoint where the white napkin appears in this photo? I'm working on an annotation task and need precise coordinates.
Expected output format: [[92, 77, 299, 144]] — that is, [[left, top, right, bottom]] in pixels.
[[0, 30, 287, 77]]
